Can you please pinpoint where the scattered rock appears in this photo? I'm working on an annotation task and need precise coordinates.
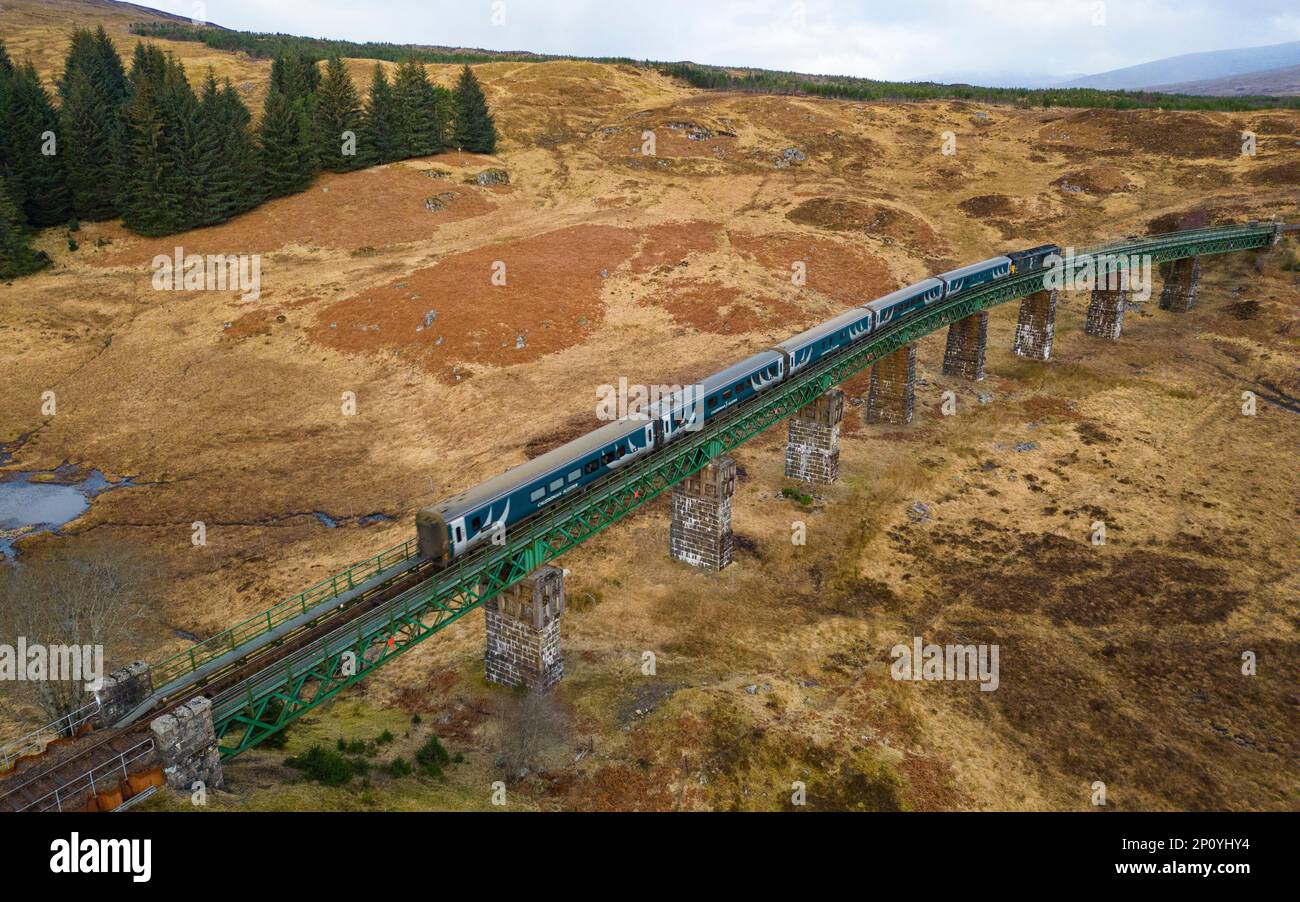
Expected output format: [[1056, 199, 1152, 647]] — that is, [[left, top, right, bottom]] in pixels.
[[773, 147, 806, 168], [1013, 441, 1039, 452], [666, 121, 713, 141], [471, 168, 510, 187], [907, 501, 932, 523], [424, 192, 454, 212]]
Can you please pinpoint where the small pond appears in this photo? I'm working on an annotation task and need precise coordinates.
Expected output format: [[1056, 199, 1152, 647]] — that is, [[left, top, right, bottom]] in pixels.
[[0, 467, 134, 559]]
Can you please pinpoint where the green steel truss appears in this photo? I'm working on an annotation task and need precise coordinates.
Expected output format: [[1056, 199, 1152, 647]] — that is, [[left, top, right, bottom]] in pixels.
[[206, 222, 1288, 758], [151, 538, 420, 687]]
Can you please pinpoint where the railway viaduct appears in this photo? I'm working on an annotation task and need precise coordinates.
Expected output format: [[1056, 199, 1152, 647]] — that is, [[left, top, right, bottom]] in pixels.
[[0, 221, 1292, 811]]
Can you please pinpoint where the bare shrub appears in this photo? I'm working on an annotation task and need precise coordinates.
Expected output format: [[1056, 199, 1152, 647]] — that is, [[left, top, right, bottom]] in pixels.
[[0, 546, 150, 732]]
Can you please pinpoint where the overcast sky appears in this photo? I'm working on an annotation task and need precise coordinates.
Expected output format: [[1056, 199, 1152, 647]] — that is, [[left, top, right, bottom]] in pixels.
[[144, 0, 1300, 84]]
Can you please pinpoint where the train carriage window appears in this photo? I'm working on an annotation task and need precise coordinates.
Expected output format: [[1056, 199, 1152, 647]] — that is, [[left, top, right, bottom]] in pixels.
[[568, 469, 581, 483], [723, 390, 732, 399], [584, 460, 599, 474], [530, 487, 545, 502], [454, 526, 464, 543], [549, 478, 564, 492], [471, 516, 482, 531]]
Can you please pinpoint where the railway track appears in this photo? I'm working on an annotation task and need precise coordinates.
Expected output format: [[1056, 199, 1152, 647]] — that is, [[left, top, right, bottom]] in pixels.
[[0, 556, 442, 811]]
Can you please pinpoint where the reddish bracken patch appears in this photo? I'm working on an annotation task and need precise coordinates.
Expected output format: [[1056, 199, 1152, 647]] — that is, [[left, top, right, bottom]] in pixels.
[[640, 280, 783, 334], [629, 221, 721, 273], [309, 224, 640, 376], [727, 230, 900, 306], [92, 164, 497, 266]]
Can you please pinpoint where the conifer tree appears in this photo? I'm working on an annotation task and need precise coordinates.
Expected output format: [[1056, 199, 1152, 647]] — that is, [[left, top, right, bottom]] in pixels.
[[58, 27, 129, 220], [117, 72, 184, 236], [195, 72, 261, 222], [157, 58, 205, 230], [271, 53, 321, 104], [315, 57, 364, 172], [391, 59, 443, 158], [0, 174, 50, 279], [258, 85, 316, 198], [452, 64, 497, 154], [221, 81, 263, 213], [362, 64, 400, 165], [4, 62, 72, 226], [128, 42, 168, 92], [0, 40, 14, 180], [432, 85, 453, 147]]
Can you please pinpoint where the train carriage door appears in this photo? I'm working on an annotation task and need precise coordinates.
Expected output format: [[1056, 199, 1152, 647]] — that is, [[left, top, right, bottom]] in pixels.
[[450, 517, 467, 554]]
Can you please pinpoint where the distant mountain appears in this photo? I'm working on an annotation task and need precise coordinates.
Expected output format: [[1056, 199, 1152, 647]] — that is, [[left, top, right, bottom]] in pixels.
[[917, 70, 1085, 90], [1061, 40, 1300, 91], [1146, 63, 1300, 97]]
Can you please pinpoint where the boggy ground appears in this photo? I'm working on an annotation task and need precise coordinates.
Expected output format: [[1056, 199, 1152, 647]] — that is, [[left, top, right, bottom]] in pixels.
[[1, 0, 1298, 811]]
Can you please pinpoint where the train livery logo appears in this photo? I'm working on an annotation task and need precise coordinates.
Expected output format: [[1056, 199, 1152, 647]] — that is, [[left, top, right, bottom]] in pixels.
[[458, 499, 512, 545], [596, 378, 706, 432]]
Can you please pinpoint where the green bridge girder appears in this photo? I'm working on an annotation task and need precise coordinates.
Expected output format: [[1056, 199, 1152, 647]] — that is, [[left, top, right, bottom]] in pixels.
[[202, 221, 1289, 758]]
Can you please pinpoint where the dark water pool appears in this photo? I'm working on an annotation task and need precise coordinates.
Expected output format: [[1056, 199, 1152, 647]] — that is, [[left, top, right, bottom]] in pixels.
[[0, 467, 134, 559]]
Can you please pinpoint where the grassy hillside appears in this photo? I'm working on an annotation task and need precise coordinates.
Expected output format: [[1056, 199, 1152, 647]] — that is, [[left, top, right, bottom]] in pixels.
[[136, 13, 1300, 112]]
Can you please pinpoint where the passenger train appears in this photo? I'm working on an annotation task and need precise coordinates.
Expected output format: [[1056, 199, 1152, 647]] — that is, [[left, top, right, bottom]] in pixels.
[[416, 243, 1060, 564]]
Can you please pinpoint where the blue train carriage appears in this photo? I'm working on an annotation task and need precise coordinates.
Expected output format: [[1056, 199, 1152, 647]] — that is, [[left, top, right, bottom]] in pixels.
[[935, 257, 1012, 299], [696, 350, 786, 426], [773, 304, 877, 375], [416, 414, 654, 564], [1006, 244, 1061, 274], [864, 277, 944, 330]]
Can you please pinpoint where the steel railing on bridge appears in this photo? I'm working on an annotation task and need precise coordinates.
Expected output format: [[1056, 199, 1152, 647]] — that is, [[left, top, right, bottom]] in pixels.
[[149, 537, 421, 688], [0, 698, 101, 771], [13, 737, 156, 813]]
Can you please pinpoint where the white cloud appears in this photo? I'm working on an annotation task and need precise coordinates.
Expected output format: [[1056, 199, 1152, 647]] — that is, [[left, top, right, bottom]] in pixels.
[[138, 0, 1300, 83]]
